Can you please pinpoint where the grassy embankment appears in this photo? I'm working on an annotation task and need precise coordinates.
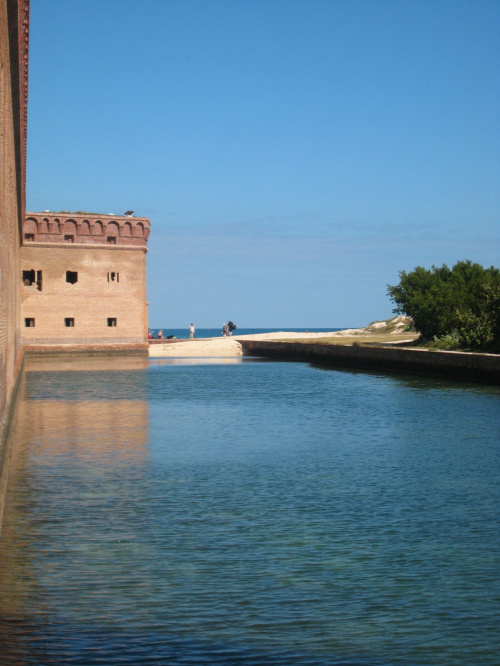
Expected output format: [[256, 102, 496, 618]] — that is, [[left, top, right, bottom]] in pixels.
[[280, 315, 499, 353], [282, 316, 419, 347]]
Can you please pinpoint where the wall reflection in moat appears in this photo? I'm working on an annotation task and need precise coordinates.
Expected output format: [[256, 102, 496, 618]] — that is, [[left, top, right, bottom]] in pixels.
[[0, 357, 150, 648], [1, 356, 499, 665]]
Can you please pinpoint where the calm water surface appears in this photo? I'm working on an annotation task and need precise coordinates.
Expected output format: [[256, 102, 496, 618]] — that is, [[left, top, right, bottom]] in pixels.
[[0, 357, 499, 665]]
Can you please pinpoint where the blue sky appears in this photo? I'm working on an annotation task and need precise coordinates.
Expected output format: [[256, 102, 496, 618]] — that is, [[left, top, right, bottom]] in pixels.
[[27, 0, 499, 328]]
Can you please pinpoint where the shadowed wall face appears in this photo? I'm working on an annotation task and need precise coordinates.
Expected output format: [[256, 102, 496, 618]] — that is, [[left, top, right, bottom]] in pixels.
[[0, 0, 29, 430]]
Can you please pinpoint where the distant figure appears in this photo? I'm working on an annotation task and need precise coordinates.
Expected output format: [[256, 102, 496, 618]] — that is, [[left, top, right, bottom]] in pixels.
[[157, 330, 163, 339], [227, 320, 236, 336], [148, 330, 153, 339], [190, 323, 195, 339], [222, 323, 228, 337]]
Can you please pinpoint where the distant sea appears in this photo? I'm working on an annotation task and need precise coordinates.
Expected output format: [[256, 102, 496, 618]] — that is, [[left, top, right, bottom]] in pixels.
[[149, 327, 345, 339]]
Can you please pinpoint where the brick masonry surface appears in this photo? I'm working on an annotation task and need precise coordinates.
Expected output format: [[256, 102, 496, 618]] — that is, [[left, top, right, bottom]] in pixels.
[[20, 244, 148, 347], [0, 0, 29, 433], [23, 212, 150, 247], [25, 345, 148, 356]]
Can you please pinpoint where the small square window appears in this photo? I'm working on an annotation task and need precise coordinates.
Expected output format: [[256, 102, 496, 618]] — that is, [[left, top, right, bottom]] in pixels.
[[107, 236, 117, 245], [64, 318, 75, 327], [66, 271, 78, 284], [24, 233, 35, 241], [107, 318, 117, 327], [25, 318, 35, 328], [22, 269, 35, 285], [64, 235, 74, 243]]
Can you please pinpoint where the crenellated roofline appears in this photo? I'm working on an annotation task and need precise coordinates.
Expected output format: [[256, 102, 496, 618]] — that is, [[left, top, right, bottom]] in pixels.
[[23, 212, 151, 247]]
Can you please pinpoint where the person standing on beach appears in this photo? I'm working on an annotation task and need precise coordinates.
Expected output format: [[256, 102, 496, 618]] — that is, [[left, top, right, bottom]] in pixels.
[[222, 323, 228, 337], [189, 323, 195, 339]]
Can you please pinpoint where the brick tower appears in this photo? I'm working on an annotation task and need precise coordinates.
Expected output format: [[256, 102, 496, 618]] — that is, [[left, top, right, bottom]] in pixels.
[[20, 212, 151, 353]]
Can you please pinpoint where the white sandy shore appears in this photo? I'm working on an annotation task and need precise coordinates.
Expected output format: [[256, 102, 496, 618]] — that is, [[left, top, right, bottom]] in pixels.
[[148, 329, 366, 358]]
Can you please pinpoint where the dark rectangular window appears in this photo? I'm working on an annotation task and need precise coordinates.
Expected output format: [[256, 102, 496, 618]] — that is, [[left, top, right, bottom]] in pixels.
[[24, 233, 35, 241], [22, 269, 35, 285], [107, 272, 120, 282], [66, 271, 78, 284], [25, 318, 35, 328], [107, 237, 116, 245], [64, 235, 74, 243], [107, 318, 117, 327], [64, 318, 75, 327], [36, 270, 43, 291]]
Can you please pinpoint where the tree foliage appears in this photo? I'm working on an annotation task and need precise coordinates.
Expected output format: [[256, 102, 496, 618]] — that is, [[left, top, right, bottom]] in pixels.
[[387, 261, 500, 348]]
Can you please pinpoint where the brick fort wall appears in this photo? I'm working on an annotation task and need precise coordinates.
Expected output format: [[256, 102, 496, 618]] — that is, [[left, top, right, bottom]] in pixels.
[[0, 0, 29, 432], [20, 213, 150, 347]]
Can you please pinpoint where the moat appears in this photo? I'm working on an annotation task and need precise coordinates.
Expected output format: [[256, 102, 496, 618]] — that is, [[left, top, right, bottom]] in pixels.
[[0, 356, 499, 665]]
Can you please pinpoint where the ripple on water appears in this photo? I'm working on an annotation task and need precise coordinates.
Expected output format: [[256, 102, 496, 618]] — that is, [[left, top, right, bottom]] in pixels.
[[0, 359, 499, 664]]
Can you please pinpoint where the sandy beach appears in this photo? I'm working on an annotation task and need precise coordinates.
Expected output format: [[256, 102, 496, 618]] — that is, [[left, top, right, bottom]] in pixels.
[[148, 317, 415, 358], [148, 328, 374, 358]]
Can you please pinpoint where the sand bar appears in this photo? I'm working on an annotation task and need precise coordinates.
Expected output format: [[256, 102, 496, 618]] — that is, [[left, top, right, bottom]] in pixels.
[[148, 330, 368, 358]]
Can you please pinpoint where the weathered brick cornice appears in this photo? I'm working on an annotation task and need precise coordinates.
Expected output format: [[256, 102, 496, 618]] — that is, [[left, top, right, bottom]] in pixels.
[[24, 212, 151, 247]]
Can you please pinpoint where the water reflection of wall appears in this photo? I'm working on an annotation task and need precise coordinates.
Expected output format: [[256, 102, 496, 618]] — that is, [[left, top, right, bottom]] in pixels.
[[25, 357, 150, 373], [0, 368, 150, 632], [17, 398, 149, 461]]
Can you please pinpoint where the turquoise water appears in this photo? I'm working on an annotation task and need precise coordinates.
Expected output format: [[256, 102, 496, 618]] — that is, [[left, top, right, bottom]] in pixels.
[[150, 327, 344, 339], [0, 357, 499, 665]]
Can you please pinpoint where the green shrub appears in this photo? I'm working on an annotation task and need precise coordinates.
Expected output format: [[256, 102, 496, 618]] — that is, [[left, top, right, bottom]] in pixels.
[[387, 260, 500, 350]]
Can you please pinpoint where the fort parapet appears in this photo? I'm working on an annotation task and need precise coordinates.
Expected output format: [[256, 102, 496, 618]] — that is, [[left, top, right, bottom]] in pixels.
[[23, 213, 150, 247]]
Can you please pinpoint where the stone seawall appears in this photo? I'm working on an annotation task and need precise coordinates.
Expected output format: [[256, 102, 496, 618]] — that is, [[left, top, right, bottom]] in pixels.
[[240, 341, 500, 384], [24, 343, 149, 357]]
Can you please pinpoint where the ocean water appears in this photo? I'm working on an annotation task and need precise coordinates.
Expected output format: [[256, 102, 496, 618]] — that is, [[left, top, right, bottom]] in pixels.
[[0, 356, 499, 665], [149, 327, 344, 339]]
